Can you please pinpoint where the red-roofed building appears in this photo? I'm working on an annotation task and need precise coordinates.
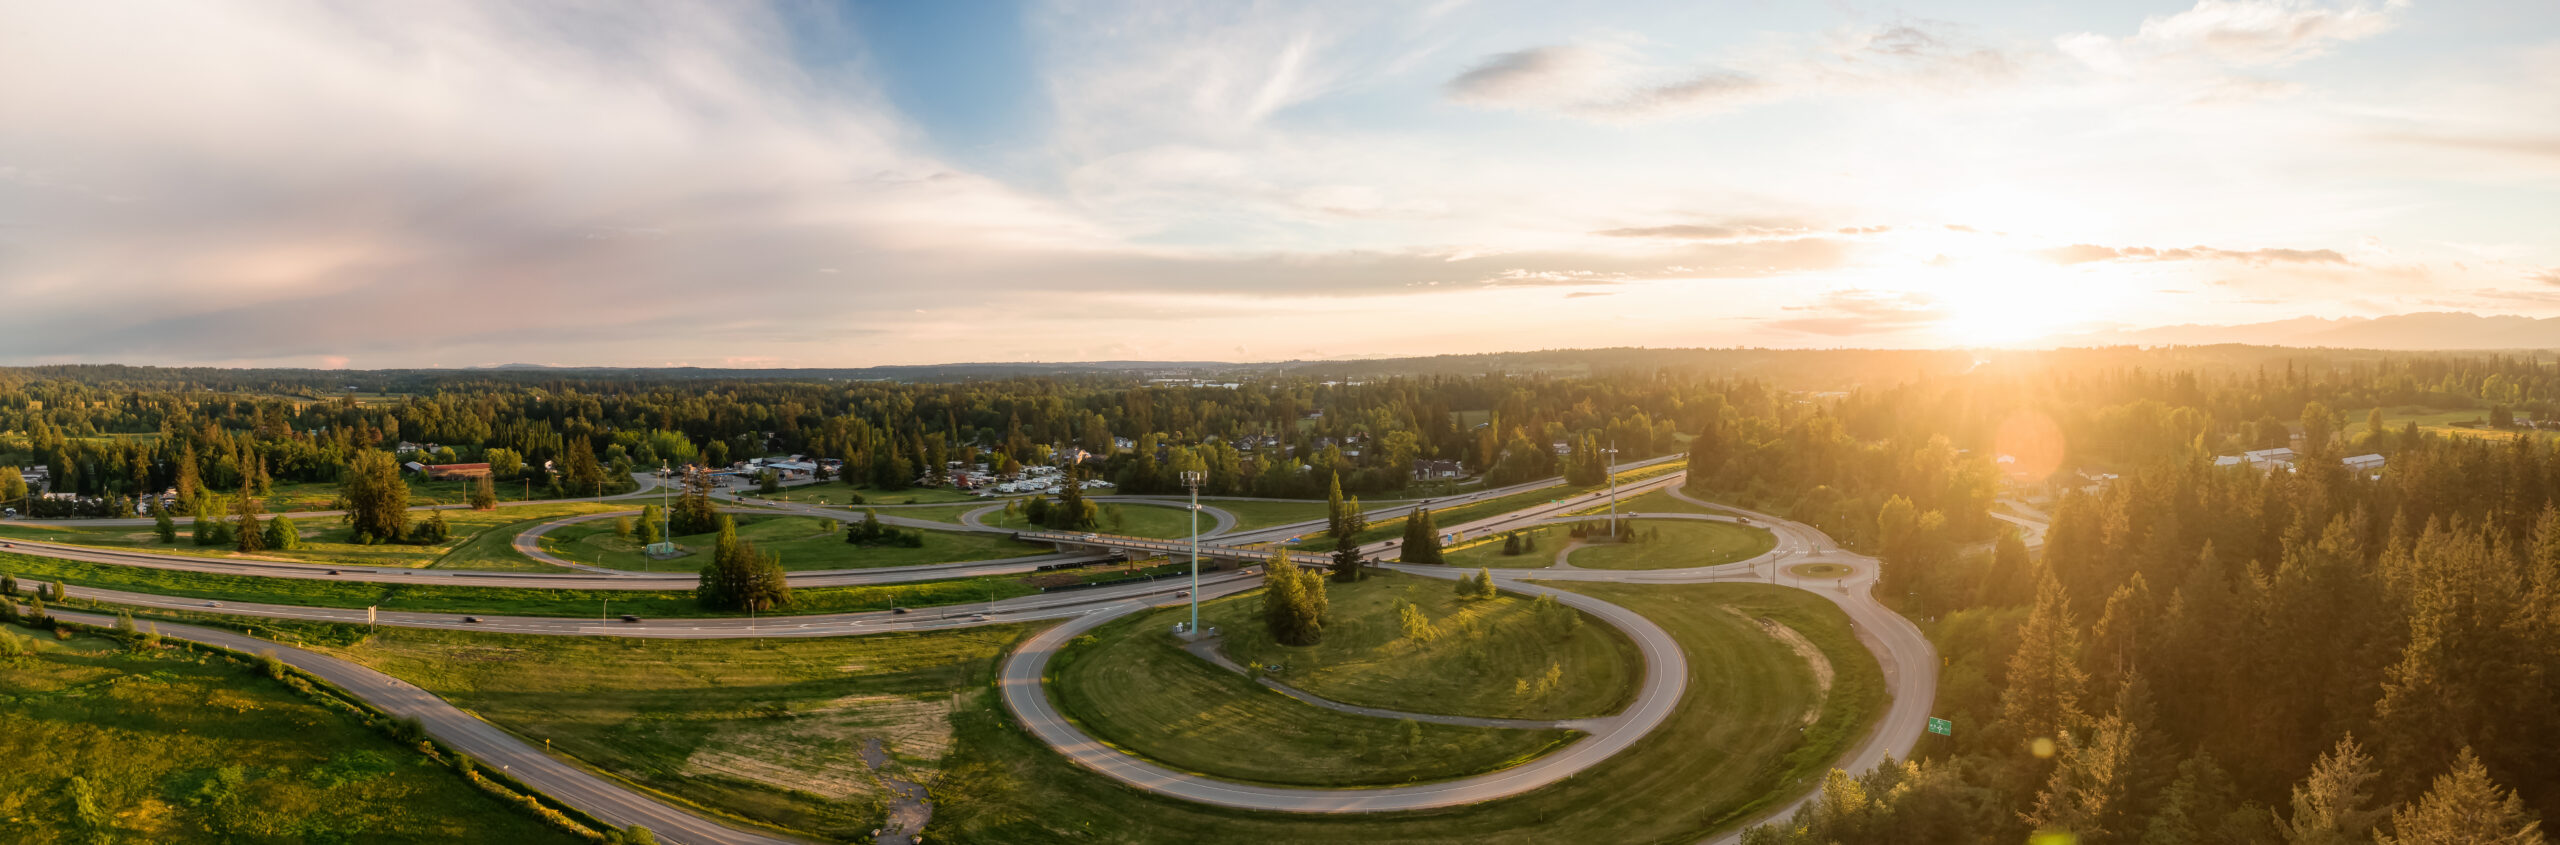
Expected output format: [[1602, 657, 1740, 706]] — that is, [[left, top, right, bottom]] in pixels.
[[422, 462, 492, 481]]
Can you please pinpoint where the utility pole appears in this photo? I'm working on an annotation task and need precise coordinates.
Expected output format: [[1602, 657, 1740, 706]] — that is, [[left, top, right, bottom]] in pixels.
[[1181, 469, 1205, 635], [1604, 440, 1621, 538]]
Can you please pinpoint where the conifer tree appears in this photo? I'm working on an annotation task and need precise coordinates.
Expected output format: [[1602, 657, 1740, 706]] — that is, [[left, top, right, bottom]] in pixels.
[[638, 503, 665, 545], [470, 474, 498, 510], [153, 501, 176, 544], [2283, 734, 2388, 845], [2378, 748, 2544, 845], [233, 480, 265, 553], [342, 449, 410, 544], [1402, 507, 1444, 564], [1997, 570, 2089, 744]]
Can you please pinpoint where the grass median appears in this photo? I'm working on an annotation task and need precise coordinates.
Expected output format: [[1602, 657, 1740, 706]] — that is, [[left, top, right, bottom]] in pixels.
[[539, 514, 1049, 573], [932, 581, 1885, 843], [1046, 603, 1579, 787], [0, 550, 1038, 619]]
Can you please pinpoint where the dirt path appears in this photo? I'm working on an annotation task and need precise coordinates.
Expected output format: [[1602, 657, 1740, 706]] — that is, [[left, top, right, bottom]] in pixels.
[[862, 737, 933, 845], [1735, 610, 1832, 725]]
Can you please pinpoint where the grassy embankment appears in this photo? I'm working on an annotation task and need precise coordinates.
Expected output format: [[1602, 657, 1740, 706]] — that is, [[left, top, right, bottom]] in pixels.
[[0, 624, 581, 843], [0, 549, 1038, 619], [539, 514, 1049, 573], [937, 582, 1886, 843], [1203, 570, 1642, 721]]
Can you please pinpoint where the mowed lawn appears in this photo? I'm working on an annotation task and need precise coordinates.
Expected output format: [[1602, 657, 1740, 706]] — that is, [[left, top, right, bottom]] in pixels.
[[0, 549, 1037, 619], [538, 515, 1048, 572], [972, 501, 1198, 539], [0, 625, 577, 844], [932, 582, 1883, 844], [1445, 526, 1564, 569], [1567, 520, 1775, 570], [254, 478, 633, 512], [1203, 571, 1641, 720], [322, 624, 1030, 842], [0, 501, 630, 570], [742, 484, 987, 505], [1197, 499, 1334, 534], [1047, 606, 1577, 787], [1608, 487, 1725, 517]]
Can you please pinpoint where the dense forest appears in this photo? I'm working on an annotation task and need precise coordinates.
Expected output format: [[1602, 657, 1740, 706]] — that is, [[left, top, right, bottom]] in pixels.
[[1746, 353, 2560, 843]]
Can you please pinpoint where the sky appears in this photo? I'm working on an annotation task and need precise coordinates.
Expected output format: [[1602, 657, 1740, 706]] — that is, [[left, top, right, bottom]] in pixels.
[[2, 0, 2556, 369]]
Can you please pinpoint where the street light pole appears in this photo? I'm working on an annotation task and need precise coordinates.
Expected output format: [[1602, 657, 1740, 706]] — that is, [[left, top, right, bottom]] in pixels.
[[1604, 440, 1621, 538], [1181, 469, 1205, 635]]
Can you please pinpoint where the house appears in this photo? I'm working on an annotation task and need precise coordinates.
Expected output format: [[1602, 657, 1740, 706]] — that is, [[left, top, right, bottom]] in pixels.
[[2343, 453, 2386, 476], [421, 462, 492, 481], [403, 461, 429, 474], [1056, 447, 1092, 466], [1413, 459, 1463, 480], [2216, 447, 2299, 472]]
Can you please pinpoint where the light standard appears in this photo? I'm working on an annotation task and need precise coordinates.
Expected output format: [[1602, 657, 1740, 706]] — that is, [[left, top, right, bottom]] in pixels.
[[1603, 440, 1621, 538], [1181, 469, 1205, 635]]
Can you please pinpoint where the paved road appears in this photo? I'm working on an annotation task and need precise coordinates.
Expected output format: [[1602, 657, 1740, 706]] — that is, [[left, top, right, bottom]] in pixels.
[[995, 472, 1936, 837], [20, 567, 1256, 639], [996, 572, 1689, 812], [46, 607, 809, 845]]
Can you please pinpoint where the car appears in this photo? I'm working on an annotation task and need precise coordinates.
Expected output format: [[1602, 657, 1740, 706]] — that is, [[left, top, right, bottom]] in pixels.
[[1737, 516, 1753, 524], [620, 614, 641, 623], [969, 613, 991, 621], [462, 616, 483, 623], [1080, 532, 1099, 541], [1176, 591, 1191, 598], [892, 607, 910, 614], [205, 601, 222, 608], [326, 569, 340, 575]]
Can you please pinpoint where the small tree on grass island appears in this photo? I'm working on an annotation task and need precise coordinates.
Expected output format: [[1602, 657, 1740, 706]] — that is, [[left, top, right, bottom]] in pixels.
[[1401, 507, 1444, 565]]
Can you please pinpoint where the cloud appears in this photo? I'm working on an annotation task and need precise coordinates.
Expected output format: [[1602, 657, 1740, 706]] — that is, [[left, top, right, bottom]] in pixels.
[[1765, 289, 1947, 336], [2061, 0, 2402, 73], [1564, 291, 1615, 299], [1593, 222, 1815, 241], [2040, 244, 2351, 266], [1444, 45, 1769, 119], [2532, 268, 2560, 287]]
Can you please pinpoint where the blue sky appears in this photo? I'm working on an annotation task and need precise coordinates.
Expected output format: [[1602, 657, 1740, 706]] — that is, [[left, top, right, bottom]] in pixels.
[[0, 0, 2555, 367]]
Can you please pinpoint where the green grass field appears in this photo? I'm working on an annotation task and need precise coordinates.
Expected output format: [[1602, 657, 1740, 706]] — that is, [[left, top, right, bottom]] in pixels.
[[973, 501, 1197, 539], [539, 515, 1047, 572], [1306, 482, 1581, 553], [2349, 405, 2551, 444], [930, 581, 1884, 843], [1601, 487, 1722, 517], [1048, 605, 1578, 787], [0, 550, 1038, 619], [318, 624, 1031, 841], [1203, 499, 1335, 534], [1565, 520, 1775, 570], [1202, 571, 1640, 720], [1443, 526, 1564, 569], [0, 502, 630, 570], [0, 624, 579, 844]]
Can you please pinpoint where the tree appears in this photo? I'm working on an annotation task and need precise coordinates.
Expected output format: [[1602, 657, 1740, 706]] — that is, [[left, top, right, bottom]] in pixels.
[[470, 474, 498, 510], [2379, 748, 2544, 845], [1979, 527, 2033, 607], [563, 436, 607, 497], [670, 469, 720, 535], [638, 504, 664, 545], [1327, 473, 1349, 538], [409, 509, 451, 544], [0, 466, 24, 509], [1261, 550, 1325, 645], [1402, 507, 1444, 564], [487, 448, 525, 480], [697, 517, 791, 612], [0, 574, 14, 596], [265, 514, 301, 551], [192, 510, 215, 546], [2022, 714, 2139, 842], [1997, 570, 2088, 744], [2283, 734, 2388, 845], [342, 449, 410, 544], [757, 469, 781, 495], [1397, 601, 1437, 642], [153, 501, 176, 544], [233, 480, 265, 553]]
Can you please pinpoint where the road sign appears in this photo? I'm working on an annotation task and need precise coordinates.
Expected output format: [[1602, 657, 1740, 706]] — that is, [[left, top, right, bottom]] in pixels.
[[1926, 717, 1953, 736], [366, 605, 377, 626]]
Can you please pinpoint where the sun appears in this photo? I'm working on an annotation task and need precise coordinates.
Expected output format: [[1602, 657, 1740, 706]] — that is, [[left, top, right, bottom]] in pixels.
[[1926, 257, 2086, 347]]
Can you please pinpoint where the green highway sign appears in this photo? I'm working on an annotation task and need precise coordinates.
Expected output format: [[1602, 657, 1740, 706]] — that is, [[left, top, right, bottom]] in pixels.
[[1926, 717, 1953, 736]]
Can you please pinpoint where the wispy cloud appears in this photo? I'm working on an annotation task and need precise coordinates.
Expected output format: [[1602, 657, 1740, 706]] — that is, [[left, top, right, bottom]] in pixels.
[[1765, 289, 1948, 336], [2041, 244, 2351, 266]]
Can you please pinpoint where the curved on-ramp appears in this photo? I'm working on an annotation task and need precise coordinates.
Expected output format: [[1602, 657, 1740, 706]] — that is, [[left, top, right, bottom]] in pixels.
[[996, 575, 1688, 812]]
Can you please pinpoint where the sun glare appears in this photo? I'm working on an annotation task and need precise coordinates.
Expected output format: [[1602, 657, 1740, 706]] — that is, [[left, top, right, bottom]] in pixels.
[[1926, 257, 2086, 346]]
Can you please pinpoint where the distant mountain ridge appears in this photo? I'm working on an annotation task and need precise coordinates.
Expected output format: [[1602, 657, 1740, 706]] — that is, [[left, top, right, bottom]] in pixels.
[[2056, 312, 2560, 350]]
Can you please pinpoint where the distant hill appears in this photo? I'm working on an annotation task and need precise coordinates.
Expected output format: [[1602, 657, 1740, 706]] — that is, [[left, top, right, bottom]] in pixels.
[[2056, 312, 2560, 351]]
